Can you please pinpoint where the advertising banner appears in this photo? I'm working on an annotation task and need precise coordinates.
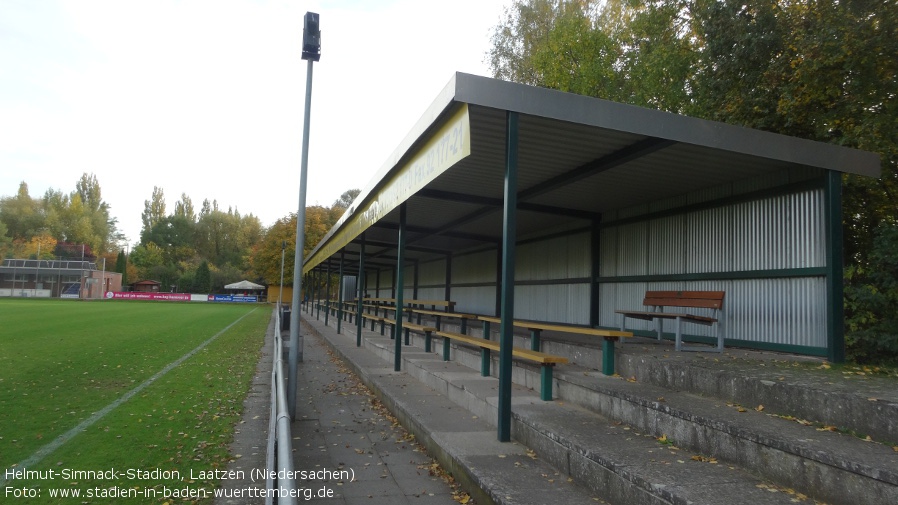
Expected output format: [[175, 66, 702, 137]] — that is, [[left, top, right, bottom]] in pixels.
[[208, 295, 258, 303], [108, 292, 191, 302]]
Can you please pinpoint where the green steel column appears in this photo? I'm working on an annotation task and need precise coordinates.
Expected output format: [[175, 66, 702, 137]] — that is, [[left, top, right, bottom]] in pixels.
[[481, 320, 492, 376], [394, 203, 407, 372], [444, 253, 452, 307], [590, 217, 602, 327], [356, 233, 366, 346], [602, 338, 616, 375], [324, 262, 331, 326], [315, 268, 321, 320], [530, 329, 541, 351], [498, 110, 519, 442], [337, 250, 344, 334], [413, 260, 419, 300], [825, 171, 845, 363]]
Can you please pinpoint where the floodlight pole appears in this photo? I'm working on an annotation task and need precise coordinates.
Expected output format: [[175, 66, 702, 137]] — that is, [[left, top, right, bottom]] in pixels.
[[288, 11, 321, 420]]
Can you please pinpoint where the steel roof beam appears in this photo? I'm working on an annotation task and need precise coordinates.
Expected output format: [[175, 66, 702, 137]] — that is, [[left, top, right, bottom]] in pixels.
[[518, 137, 677, 201]]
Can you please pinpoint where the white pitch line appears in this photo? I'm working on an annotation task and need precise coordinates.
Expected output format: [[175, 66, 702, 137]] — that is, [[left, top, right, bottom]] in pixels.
[[1, 307, 259, 485]]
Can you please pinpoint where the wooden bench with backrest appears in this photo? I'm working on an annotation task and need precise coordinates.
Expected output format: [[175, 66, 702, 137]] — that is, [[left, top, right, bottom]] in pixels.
[[615, 290, 725, 352], [435, 330, 568, 401], [477, 316, 631, 375], [408, 308, 479, 333], [380, 317, 439, 351]]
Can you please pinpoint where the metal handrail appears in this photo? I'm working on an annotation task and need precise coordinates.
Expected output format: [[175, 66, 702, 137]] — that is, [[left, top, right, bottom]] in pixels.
[[266, 304, 297, 505]]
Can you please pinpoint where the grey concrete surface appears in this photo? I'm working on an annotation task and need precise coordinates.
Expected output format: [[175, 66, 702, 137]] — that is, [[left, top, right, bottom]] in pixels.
[[221, 307, 898, 505]]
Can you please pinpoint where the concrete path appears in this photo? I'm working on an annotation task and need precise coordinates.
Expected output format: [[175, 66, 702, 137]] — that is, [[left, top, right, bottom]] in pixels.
[[288, 328, 467, 505], [217, 310, 472, 505]]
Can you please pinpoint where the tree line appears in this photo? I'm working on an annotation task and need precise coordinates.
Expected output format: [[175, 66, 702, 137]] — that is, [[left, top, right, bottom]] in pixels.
[[0, 173, 361, 296], [0, 174, 121, 265], [490, 0, 897, 361]]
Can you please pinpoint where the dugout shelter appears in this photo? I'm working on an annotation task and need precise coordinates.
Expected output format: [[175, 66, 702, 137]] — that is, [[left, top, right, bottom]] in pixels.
[[302, 72, 879, 363]]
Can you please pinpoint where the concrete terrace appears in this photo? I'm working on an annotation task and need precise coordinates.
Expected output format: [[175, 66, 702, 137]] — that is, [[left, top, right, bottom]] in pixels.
[[272, 307, 898, 505]]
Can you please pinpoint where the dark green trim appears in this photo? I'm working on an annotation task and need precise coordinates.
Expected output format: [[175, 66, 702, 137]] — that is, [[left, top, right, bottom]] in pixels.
[[498, 110, 518, 443], [324, 262, 331, 326], [618, 327, 828, 357], [590, 218, 601, 327], [444, 252, 452, 305], [600, 177, 825, 229], [356, 233, 365, 346], [825, 171, 845, 363], [601, 338, 616, 375], [540, 366, 554, 401], [596, 267, 826, 284], [337, 250, 344, 334], [394, 203, 407, 371]]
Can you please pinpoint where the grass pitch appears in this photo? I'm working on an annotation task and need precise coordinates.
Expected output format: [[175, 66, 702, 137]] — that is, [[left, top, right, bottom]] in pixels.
[[0, 299, 269, 503]]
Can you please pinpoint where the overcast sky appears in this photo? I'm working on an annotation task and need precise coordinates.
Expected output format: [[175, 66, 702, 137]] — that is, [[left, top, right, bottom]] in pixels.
[[0, 0, 509, 246]]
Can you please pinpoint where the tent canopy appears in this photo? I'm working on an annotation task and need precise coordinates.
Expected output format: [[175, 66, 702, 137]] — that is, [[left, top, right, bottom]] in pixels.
[[224, 280, 265, 290]]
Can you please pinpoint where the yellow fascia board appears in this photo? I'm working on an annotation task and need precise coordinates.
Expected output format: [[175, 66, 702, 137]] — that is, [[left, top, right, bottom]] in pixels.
[[304, 104, 471, 273]]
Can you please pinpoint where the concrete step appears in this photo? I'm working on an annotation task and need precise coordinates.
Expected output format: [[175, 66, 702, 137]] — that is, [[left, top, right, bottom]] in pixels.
[[379, 326, 898, 505], [437, 318, 898, 443], [315, 312, 898, 505], [352, 332, 809, 505], [301, 318, 603, 505]]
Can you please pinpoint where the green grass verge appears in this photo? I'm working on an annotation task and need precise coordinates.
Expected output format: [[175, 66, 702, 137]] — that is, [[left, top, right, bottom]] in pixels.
[[0, 299, 270, 504]]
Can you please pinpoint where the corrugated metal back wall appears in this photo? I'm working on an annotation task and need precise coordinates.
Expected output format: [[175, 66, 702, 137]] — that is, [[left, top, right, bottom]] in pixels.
[[352, 170, 828, 349], [600, 181, 828, 348]]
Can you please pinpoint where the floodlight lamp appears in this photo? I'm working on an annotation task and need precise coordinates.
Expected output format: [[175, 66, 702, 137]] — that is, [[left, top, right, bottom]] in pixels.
[[302, 12, 321, 61]]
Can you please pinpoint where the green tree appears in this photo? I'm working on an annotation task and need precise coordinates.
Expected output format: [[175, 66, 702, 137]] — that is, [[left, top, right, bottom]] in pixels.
[[489, 0, 898, 359], [195, 260, 212, 293], [141, 186, 167, 245], [251, 190, 357, 285], [0, 182, 43, 240], [0, 220, 11, 258], [130, 242, 165, 281], [173, 193, 196, 222], [115, 249, 129, 287], [251, 214, 297, 285], [145, 215, 196, 264], [332, 189, 361, 210]]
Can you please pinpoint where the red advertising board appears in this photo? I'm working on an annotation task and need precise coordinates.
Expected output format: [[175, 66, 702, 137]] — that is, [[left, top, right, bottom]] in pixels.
[[108, 292, 191, 301]]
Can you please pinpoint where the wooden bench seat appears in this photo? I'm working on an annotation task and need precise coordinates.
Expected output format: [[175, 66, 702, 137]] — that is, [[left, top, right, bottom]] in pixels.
[[616, 291, 725, 352], [477, 316, 631, 375], [380, 318, 439, 350], [408, 308, 478, 333], [436, 330, 567, 401], [361, 313, 383, 332]]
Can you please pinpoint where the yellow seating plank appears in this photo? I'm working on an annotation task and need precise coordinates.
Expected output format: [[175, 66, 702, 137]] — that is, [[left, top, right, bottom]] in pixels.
[[477, 316, 631, 338], [436, 331, 568, 365]]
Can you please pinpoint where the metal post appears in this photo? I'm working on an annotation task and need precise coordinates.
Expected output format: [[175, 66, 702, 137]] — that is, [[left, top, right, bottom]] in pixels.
[[825, 171, 845, 363], [337, 250, 344, 334], [394, 204, 407, 372], [324, 262, 331, 325], [376, 269, 381, 299], [413, 260, 419, 300], [590, 218, 601, 327], [288, 47, 317, 420], [315, 268, 322, 320], [444, 252, 452, 306], [498, 111, 519, 442], [356, 233, 366, 346]]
